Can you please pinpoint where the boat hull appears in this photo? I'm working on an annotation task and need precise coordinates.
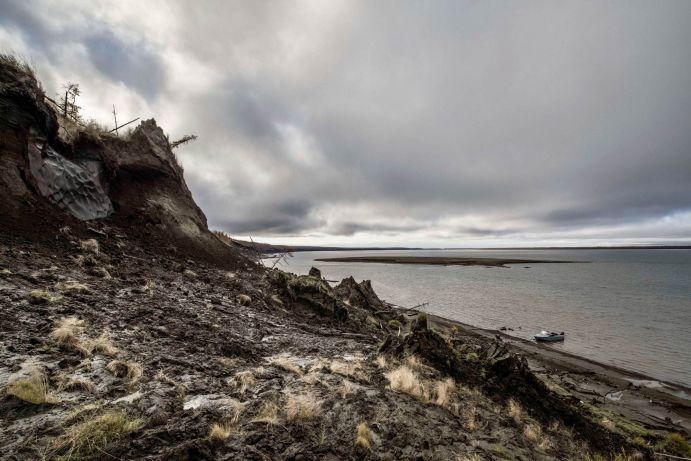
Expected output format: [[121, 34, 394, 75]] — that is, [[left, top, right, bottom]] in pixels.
[[534, 335, 565, 342]]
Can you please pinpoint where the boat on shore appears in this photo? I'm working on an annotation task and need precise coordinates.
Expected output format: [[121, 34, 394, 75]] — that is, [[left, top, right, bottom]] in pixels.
[[534, 330, 565, 342]]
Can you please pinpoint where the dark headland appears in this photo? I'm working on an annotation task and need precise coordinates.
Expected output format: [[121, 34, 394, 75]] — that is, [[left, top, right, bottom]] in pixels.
[[315, 256, 580, 267]]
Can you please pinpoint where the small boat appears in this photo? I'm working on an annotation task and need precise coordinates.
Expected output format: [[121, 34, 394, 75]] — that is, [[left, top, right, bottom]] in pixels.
[[534, 330, 565, 342]]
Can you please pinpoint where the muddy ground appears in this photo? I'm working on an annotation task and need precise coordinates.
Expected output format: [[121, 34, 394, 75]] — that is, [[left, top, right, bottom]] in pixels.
[[2, 229, 685, 460]]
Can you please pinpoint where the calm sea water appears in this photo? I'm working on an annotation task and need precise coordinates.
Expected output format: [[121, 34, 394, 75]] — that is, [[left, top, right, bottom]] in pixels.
[[277, 249, 691, 387]]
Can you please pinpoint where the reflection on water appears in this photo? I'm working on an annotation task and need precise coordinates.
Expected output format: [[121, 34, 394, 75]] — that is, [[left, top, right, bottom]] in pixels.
[[275, 249, 691, 387]]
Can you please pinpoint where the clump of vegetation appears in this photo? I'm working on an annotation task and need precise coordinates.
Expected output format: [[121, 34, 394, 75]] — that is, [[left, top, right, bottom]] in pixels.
[[54, 280, 89, 293], [79, 239, 99, 254], [388, 319, 402, 329], [6, 371, 59, 404], [48, 410, 143, 460], [330, 359, 366, 380], [285, 392, 322, 422], [50, 317, 89, 355], [229, 370, 256, 394], [208, 422, 234, 441], [0, 268, 12, 276], [507, 398, 523, 423], [28, 289, 62, 305], [384, 364, 427, 400], [106, 360, 143, 388], [61, 377, 95, 393], [86, 333, 119, 357], [268, 355, 303, 375], [183, 269, 198, 278], [355, 422, 373, 450], [253, 400, 280, 425], [340, 380, 355, 398], [434, 378, 456, 407], [657, 433, 691, 457], [238, 294, 251, 305], [523, 422, 552, 451]]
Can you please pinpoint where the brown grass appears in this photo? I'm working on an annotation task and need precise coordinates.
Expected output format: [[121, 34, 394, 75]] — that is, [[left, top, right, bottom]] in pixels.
[[355, 422, 373, 450], [54, 281, 89, 293], [434, 378, 456, 408], [268, 355, 303, 375], [208, 423, 234, 440], [507, 398, 523, 423], [253, 400, 280, 425], [330, 359, 365, 380], [285, 392, 322, 422], [50, 317, 90, 356], [384, 365, 425, 399], [106, 360, 143, 388], [340, 380, 355, 398], [79, 239, 99, 254], [6, 371, 59, 404], [29, 289, 63, 304], [61, 377, 95, 393], [86, 333, 119, 357], [230, 370, 256, 394], [48, 410, 143, 460]]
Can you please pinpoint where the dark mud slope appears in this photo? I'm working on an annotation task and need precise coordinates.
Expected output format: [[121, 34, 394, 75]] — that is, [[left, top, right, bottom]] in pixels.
[[0, 57, 246, 269], [0, 238, 656, 460]]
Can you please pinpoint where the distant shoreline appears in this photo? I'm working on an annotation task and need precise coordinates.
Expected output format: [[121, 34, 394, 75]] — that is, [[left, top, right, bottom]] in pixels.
[[314, 256, 580, 267]]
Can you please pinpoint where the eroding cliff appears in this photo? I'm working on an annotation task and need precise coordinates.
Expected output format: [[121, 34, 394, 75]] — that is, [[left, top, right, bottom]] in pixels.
[[0, 56, 244, 268]]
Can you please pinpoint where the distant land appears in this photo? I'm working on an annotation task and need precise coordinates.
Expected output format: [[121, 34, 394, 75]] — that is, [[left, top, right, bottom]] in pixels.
[[217, 235, 691, 254], [314, 256, 578, 267]]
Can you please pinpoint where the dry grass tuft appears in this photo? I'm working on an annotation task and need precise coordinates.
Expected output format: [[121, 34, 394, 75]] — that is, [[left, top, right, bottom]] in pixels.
[[456, 455, 482, 461], [268, 355, 303, 375], [253, 400, 280, 425], [461, 404, 479, 431], [600, 417, 616, 431], [106, 360, 143, 388], [434, 378, 456, 408], [86, 333, 119, 357], [230, 370, 256, 394], [238, 294, 251, 305], [6, 371, 59, 404], [330, 360, 365, 380], [355, 422, 373, 450], [29, 289, 62, 304], [285, 392, 322, 422], [507, 398, 523, 423], [340, 380, 355, 398], [375, 355, 388, 369], [300, 371, 324, 385], [209, 422, 234, 440], [61, 377, 95, 393], [523, 423, 552, 450], [384, 365, 426, 400], [50, 317, 90, 355], [79, 239, 100, 254], [183, 269, 198, 278], [49, 410, 143, 460], [54, 280, 90, 293]]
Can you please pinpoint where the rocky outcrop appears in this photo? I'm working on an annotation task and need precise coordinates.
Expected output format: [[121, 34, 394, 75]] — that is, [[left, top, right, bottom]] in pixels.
[[334, 276, 389, 312]]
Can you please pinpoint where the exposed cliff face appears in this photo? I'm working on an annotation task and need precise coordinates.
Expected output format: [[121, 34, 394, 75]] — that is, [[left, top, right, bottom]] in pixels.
[[0, 58, 246, 268]]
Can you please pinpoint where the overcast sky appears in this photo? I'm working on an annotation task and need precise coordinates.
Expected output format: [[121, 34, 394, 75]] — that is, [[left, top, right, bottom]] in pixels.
[[2, 0, 691, 247]]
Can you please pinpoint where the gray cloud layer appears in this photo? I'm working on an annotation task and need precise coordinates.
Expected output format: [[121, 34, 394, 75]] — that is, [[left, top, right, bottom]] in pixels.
[[2, 0, 690, 246]]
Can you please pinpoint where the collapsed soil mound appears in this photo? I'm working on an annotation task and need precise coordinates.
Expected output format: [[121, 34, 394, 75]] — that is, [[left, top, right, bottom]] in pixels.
[[0, 56, 246, 269]]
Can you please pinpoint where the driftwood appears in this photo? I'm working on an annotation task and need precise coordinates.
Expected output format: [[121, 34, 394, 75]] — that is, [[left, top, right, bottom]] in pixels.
[[107, 117, 139, 133]]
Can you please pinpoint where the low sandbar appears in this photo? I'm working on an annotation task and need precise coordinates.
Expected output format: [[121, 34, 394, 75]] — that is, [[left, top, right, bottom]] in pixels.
[[314, 256, 579, 267]]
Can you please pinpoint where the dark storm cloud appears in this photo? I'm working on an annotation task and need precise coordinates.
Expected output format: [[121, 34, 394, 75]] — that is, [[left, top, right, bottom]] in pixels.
[[2, 0, 691, 244]]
